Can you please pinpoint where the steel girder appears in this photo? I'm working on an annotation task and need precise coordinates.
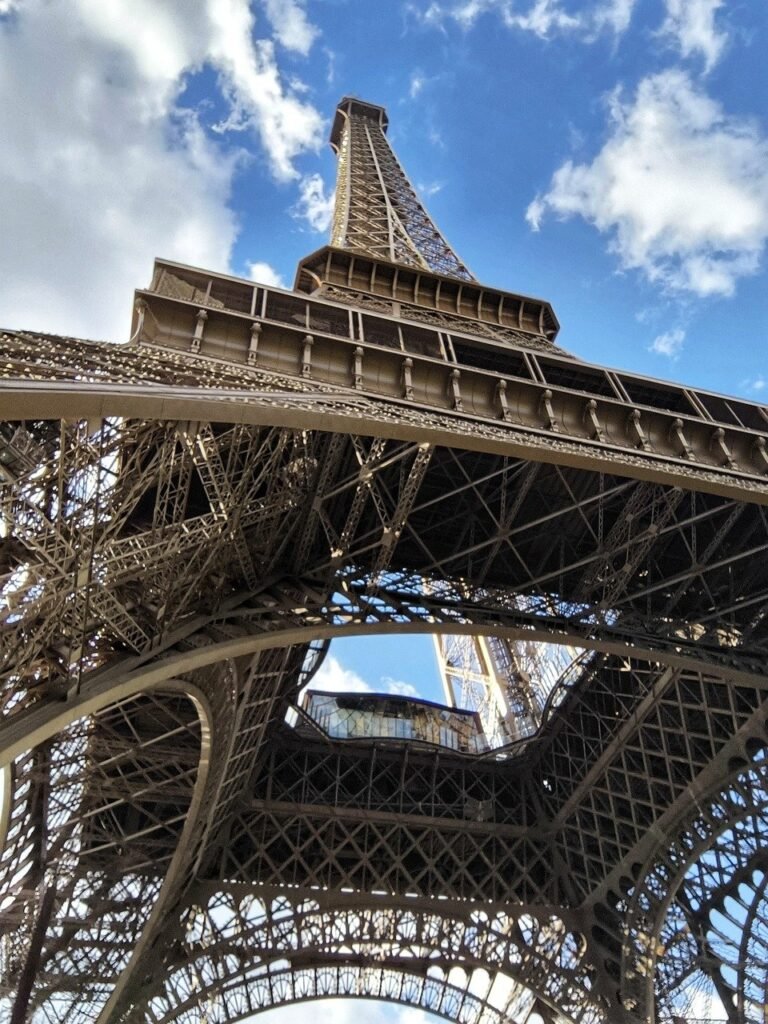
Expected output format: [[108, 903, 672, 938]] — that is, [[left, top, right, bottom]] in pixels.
[[152, 885, 593, 1024], [1, 354, 767, 1020], [3, 95, 768, 1024]]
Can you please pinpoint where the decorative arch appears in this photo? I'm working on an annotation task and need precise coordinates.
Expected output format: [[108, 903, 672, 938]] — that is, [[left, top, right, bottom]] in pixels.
[[2, 614, 765, 1024], [154, 963, 544, 1024], [620, 734, 768, 1021], [145, 889, 600, 1024], [0, 682, 211, 1024], [2, 402, 766, 1024], [4, 606, 764, 772]]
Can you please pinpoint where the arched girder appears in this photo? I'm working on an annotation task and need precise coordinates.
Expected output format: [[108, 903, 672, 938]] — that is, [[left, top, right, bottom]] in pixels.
[[4, 372, 768, 508], [3, 613, 767, 770], [99, 644, 313, 1024], [733, 867, 768, 1019], [4, 383, 768, 739], [0, 617, 753, 1021], [0, 682, 211, 1024], [140, 886, 601, 1024], [620, 740, 768, 1021], [3, 406, 768, 741], [151, 962, 548, 1024]]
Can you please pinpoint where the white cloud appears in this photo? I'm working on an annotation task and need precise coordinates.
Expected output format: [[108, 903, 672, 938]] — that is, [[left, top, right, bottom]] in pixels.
[[410, 71, 426, 98], [204, 1, 324, 183], [0, 0, 323, 341], [649, 327, 685, 358], [261, 0, 319, 55], [527, 70, 768, 298], [308, 655, 372, 694], [246, 261, 285, 287], [741, 374, 766, 393], [591, 0, 635, 35], [427, 127, 446, 149], [323, 46, 337, 86], [414, 0, 721, 50], [525, 197, 547, 231], [255, 998, 438, 1024], [382, 677, 420, 698], [659, 0, 727, 72], [416, 0, 637, 39], [506, 0, 581, 37], [416, 2, 449, 28], [307, 655, 424, 700], [444, 0, 493, 27], [293, 172, 335, 232], [418, 181, 444, 198]]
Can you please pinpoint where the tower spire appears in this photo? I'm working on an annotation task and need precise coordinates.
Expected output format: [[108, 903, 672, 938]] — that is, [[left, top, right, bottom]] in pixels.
[[329, 96, 473, 280]]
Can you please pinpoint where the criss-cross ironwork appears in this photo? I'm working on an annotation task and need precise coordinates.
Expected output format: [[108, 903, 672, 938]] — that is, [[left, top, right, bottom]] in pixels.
[[1, 96, 767, 1024], [329, 97, 473, 279]]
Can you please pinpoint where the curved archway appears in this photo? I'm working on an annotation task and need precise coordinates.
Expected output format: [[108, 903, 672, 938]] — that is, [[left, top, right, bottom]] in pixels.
[[3, 615, 764, 1023], [2, 410, 765, 1024], [3, 613, 764, 772], [255, 996, 449, 1024], [621, 737, 768, 1021], [158, 963, 549, 1024], [145, 889, 597, 1024], [0, 683, 211, 1024]]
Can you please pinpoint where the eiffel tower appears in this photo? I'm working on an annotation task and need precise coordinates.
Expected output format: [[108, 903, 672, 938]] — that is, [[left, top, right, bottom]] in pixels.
[[2, 95, 768, 1024]]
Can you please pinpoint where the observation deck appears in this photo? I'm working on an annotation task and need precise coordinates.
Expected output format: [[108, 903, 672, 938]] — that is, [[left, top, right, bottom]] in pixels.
[[301, 689, 487, 754]]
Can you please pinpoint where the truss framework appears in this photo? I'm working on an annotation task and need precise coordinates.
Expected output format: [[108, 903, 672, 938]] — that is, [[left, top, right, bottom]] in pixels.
[[433, 632, 584, 746], [330, 97, 473, 279], [1, 95, 767, 1024]]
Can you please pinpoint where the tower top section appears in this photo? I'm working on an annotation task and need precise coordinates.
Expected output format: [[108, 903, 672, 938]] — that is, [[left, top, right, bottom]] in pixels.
[[295, 96, 560, 348], [328, 95, 473, 281], [330, 96, 388, 150]]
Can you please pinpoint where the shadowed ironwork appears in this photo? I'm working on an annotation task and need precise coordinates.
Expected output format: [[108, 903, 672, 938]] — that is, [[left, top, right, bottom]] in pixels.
[[1, 96, 766, 1023]]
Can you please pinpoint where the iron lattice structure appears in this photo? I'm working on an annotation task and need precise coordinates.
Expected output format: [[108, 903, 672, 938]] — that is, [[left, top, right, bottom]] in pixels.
[[329, 97, 473, 279], [1, 96, 768, 1024]]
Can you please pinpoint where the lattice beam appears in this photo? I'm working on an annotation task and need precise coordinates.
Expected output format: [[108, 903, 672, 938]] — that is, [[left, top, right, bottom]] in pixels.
[[330, 97, 473, 280], [1, 95, 762, 1024]]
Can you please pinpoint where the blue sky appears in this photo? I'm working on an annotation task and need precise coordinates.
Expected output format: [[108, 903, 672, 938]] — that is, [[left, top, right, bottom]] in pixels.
[[1, 0, 766, 398], [0, 1, 762, 1020]]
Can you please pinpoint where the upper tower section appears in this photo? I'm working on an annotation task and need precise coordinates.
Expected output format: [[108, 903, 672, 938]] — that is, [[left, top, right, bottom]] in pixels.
[[296, 97, 560, 347], [328, 96, 473, 281]]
